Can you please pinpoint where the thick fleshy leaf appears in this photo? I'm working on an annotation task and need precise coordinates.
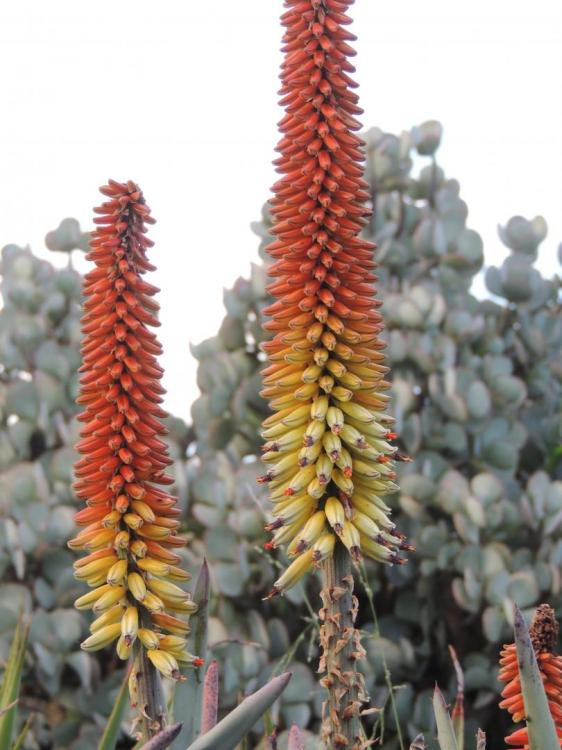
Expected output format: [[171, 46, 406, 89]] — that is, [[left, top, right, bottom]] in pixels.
[[513, 605, 560, 750], [171, 560, 210, 749], [185, 672, 292, 750], [432, 685, 458, 750], [448, 646, 464, 750]]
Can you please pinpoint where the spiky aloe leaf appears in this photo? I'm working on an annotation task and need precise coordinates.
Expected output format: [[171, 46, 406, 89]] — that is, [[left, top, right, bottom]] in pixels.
[[96, 670, 130, 750], [433, 686, 459, 750], [171, 560, 210, 749], [0, 616, 29, 749], [185, 672, 292, 750], [513, 604, 560, 750], [448, 645, 464, 750], [139, 723, 182, 750]]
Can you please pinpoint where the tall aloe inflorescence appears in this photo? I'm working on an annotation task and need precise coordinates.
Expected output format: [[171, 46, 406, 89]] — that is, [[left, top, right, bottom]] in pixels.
[[260, 1, 410, 745], [499, 604, 562, 749], [69, 181, 201, 737]]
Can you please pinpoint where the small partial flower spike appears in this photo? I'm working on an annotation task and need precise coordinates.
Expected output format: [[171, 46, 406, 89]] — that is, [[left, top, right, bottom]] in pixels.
[[70, 181, 201, 680], [260, 0, 411, 595], [499, 604, 562, 748]]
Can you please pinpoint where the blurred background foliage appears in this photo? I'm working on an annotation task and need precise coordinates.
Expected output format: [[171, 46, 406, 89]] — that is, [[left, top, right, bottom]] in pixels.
[[0, 122, 561, 749]]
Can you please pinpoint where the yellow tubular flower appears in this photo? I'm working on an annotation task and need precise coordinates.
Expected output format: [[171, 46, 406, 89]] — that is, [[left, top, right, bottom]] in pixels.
[[90, 606, 125, 633], [70, 182, 201, 682], [138, 628, 161, 650], [75, 584, 114, 611], [151, 613, 190, 637], [311, 533, 337, 564], [93, 586, 127, 614], [146, 650, 184, 681], [116, 635, 132, 660], [107, 559, 128, 586], [173, 651, 206, 668], [260, 2, 413, 596], [287, 510, 327, 556], [81, 623, 122, 652], [265, 549, 315, 598], [157, 635, 187, 652], [121, 606, 139, 646]]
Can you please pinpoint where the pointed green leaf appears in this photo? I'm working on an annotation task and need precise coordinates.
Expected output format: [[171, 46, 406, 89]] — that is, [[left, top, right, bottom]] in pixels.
[[433, 686, 458, 750], [448, 645, 464, 750], [185, 672, 292, 750], [96, 669, 130, 750], [0, 616, 29, 749], [513, 605, 560, 750], [12, 714, 33, 750], [171, 560, 210, 749]]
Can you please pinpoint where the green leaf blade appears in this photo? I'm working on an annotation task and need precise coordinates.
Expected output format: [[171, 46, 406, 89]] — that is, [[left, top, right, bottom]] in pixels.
[[0, 616, 29, 749], [185, 672, 292, 750], [171, 560, 210, 749], [432, 685, 459, 750], [513, 605, 560, 750], [448, 645, 464, 750], [96, 669, 130, 750]]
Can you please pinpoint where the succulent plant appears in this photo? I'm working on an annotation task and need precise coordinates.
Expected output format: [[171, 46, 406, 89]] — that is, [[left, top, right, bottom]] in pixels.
[[426, 604, 562, 750], [498, 604, 562, 749], [188, 118, 562, 747], [258, 3, 415, 744], [0, 229, 192, 748], [71, 180, 203, 742], [1, 126, 560, 750]]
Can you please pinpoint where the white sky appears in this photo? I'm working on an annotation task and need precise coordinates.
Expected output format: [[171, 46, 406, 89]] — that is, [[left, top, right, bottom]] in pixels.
[[1, 0, 561, 421]]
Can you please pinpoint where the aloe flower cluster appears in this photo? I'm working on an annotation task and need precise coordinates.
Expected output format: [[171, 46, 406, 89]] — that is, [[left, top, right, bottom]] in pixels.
[[499, 605, 562, 748], [69, 181, 202, 681], [259, 0, 410, 596]]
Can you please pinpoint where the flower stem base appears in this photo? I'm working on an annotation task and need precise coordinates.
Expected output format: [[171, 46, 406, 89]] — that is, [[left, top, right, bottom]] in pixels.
[[135, 642, 166, 741], [319, 543, 368, 749]]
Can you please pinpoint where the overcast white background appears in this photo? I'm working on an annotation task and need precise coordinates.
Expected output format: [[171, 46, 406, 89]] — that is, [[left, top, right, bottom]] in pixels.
[[1, 0, 560, 421]]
